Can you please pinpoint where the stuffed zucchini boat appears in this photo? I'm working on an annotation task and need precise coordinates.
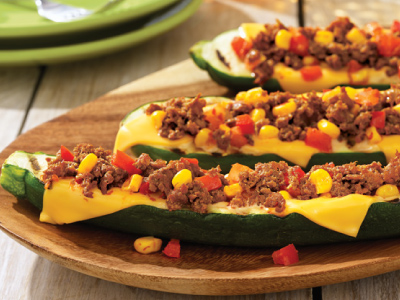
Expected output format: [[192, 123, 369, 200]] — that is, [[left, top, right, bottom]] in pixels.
[[190, 17, 400, 93], [3, 143, 400, 247], [115, 85, 400, 173]]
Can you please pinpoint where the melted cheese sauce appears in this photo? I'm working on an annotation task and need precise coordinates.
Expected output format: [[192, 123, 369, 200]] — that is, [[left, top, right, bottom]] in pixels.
[[41, 178, 395, 237], [114, 112, 400, 167]]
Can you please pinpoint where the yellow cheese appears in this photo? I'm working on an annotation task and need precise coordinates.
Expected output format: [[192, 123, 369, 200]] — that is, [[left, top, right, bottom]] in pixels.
[[114, 114, 194, 154], [115, 105, 400, 168], [40, 179, 167, 225], [210, 194, 388, 237], [283, 195, 379, 237], [239, 23, 266, 41], [271, 63, 400, 94], [42, 179, 395, 238]]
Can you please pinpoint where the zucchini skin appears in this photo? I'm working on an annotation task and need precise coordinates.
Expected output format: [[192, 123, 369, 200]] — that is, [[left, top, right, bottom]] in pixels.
[[189, 33, 391, 92], [2, 151, 400, 248]]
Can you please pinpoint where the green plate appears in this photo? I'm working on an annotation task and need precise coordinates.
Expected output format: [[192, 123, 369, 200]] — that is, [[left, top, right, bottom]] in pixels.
[[0, 0, 201, 66], [0, 0, 180, 39]]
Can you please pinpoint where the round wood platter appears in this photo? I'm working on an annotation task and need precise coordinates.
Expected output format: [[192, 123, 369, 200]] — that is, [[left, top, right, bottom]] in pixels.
[[1, 60, 400, 296]]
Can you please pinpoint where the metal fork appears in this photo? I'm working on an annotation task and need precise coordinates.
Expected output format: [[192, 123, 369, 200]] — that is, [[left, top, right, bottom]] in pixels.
[[35, 0, 120, 22]]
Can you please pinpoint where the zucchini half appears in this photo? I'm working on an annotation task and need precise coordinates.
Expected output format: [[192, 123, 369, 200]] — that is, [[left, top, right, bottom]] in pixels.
[[189, 29, 396, 93], [2, 151, 400, 248], [116, 98, 389, 174]]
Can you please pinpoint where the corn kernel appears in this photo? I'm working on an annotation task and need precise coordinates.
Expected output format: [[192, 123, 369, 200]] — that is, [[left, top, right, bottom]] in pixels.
[[317, 119, 341, 139], [219, 124, 231, 134], [128, 174, 143, 192], [243, 87, 269, 104], [272, 100, 296, 117], [322, 86, 341, 102], [343, 87, 357, 100], [250, 108, 266, 123], [349, 68, 369, 84], [259, 125, 279, 139], [194, 128, 212, 147], [133, 236, 162, 254], [376, 184, 400, 199], [314, 30, 334, 45], [77, 153, 98, 174], [303, 55, 318, 66], [366, 126, 382, 144], [224, 183, 243, 197], [279, 190, 292, 200], [346, 27, 366, 44], [309, 169, 332, 194], [393, 103, 400, 114], [275, 29, 293, 50], [172, 169, 192, 189], [151, 110, 166, 130], [239, 23, 266, 41], [235, 91, 247, 101]]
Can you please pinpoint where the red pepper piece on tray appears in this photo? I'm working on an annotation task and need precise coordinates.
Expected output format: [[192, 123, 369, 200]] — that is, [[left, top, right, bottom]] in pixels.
[[163, 239, 181, 258], [60, 145, 74, 162], [111, 150, 142, 175], [304, 128, 332, 153], [272, 244, 299, 266]]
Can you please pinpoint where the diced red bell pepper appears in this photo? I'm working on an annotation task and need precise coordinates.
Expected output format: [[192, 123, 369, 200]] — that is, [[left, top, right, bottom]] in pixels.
[[272, 244, 299, 266], [230, 126, 248, 148], [300, 65, 322, 81], [162, 239, 181, 258], [370, 111, 386, 129], [354, 87, 380, 106], [60, 145, 74, 162], [235, 114, 255, 135], [376, 33, 400, 57], [195, 175, 222, 191], [231, 36, 253, 60], [289, 34, 309, 56], [392, 20, 400, 34], [112, 150, 142, 175], [304, 128, 332, 153], [226, 163, 252, 184], [181, 157, 199, 165], [139, 181, 150, 195], [347, 60, 363, 73]]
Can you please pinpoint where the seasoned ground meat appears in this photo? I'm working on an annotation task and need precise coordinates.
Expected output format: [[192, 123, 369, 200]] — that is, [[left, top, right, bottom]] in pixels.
[[43, 144, 400, 214], [308, 161, 384, 197], [146, 94, 207, 140], [43, 144, 128, 198], [225, 17, 399, 84]]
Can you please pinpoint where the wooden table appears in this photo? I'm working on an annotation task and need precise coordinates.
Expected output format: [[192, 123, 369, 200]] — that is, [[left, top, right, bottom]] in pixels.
[[1, 0, 399, 299]]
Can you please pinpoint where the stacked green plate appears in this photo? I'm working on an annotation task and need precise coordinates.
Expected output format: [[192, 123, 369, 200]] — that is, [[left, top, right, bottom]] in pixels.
[[0, 0, 201, 66]]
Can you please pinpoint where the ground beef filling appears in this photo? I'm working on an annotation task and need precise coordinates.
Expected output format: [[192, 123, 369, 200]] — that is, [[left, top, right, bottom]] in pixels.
[[42, 145, 400, 214], [146, 94, 207, 140], [42, 144, 128, 198], [149, 86, 400, 150], [223, 17, 400, 84]]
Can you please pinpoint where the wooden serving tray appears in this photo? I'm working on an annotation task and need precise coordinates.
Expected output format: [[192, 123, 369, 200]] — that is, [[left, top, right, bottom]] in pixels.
[[1, 60, 400, 296]]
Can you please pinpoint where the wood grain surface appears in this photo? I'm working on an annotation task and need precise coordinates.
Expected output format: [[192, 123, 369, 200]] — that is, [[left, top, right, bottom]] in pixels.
[[2, 60, 400, 296]]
